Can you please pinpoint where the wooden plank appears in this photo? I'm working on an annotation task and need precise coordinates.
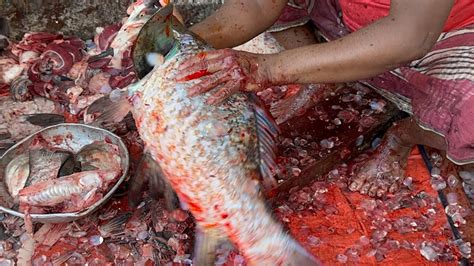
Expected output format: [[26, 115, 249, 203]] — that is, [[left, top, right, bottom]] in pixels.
[[266, 83, 404, 200]]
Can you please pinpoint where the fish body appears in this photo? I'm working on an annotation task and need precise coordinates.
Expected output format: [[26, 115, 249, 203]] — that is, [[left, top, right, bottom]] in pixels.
[[95, 6, 318, 265], [18, 170, 120, 212], [26, 148, 70, 187]]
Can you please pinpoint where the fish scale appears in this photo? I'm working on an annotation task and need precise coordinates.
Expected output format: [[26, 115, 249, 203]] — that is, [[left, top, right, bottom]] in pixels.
[[26, 149, 70, 187]]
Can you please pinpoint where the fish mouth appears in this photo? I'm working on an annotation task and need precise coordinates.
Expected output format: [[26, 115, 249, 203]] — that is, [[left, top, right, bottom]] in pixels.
[[131, 4, 182, 79]]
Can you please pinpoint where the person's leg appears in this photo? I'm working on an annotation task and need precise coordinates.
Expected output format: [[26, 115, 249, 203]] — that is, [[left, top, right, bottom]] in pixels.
[[270, 23, 318, 49], [350, 21, 474, 199], [350, 117, 474, 198], [349, 117, 450, 197]]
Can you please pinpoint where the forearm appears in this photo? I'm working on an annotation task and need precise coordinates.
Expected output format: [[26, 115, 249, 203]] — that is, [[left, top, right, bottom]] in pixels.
[[190, 0, 287, 49], [266, 0, 453, 84], [266, 18, 433, 84]]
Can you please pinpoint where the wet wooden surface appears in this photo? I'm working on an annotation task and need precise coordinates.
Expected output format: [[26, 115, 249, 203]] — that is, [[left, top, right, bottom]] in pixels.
[[0, 0, 223, 40], [267, 84, 404, 200]]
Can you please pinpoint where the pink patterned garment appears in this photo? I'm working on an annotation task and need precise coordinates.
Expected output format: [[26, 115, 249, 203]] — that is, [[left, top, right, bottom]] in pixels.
[[272, 0, 474, 164]]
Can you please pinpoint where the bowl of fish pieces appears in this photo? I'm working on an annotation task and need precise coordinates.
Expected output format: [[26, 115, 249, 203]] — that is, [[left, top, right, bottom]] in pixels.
[[0, 123, 129, 223]]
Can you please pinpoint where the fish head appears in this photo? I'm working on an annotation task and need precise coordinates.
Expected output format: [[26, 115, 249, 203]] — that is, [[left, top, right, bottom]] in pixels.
[[132, 3, 179, 79], [132, 3, 207, 79]]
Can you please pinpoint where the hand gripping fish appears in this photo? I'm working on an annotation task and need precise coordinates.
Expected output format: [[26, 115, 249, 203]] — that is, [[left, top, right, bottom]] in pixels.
[[90, 4, 320, 265]]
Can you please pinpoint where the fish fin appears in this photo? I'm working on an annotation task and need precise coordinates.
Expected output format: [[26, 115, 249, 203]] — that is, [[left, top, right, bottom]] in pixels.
[[288, 242, 322, 266], [250, 94, 280, 191], [158, 178, 180, 211], [86, 90, 132, 128], [98, 212, 132, 237], [26, 149, 65, 186], [128, 152, 179, 211], [0, 17, 10, 37], [132, 3, 179, 78], [128, 153, 149, 208], [123, 112, 137, 131], [194, 227, 223, 266], [0, 142, 14, 156], [0, 131, 11, 140], [29, 149, 68, 164], [27, 150, 50, 187], [0, 182, 14, 208], [24, 113, 65, 127]]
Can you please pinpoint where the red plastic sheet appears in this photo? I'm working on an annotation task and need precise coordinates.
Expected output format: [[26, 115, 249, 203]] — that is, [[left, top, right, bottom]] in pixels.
[[287, 148, 457, 265]]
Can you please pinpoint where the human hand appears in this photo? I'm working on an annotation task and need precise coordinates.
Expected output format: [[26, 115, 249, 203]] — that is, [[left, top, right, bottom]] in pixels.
[[176, 49, 272, 104]]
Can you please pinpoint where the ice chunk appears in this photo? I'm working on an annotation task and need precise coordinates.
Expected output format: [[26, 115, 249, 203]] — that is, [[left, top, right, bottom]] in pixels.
[[420, 245, 438, 261]]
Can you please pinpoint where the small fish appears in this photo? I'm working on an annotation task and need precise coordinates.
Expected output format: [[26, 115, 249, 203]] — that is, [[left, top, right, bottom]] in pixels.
[[76, 142, 122, 171], [87, 47, 114, 63], [19, 170, 120, 212], [89, 5, 319, 265], [26, 149, 70, 187], [4, 153, 30, 198]]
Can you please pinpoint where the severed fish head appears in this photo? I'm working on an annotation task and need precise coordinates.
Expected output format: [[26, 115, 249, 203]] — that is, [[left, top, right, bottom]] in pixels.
[[76, 142, 122, 172], [4, 153, 30, 200]]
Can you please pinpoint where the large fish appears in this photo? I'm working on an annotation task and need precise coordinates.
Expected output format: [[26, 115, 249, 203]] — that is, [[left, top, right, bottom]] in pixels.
[[90, 5, 319, 265]]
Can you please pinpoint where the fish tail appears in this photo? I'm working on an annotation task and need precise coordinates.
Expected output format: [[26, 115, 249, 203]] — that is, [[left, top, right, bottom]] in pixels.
[[193, 227, 225, 265], [86, 89, 132, 128], [287, 241, 322, 266]]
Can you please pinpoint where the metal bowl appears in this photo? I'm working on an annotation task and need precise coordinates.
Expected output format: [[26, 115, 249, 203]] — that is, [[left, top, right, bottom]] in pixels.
[[0, 123, 129, 223]]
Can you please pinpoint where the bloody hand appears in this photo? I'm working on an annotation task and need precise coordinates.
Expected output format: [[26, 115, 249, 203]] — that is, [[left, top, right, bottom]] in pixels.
[[176, 49, 271, 104]]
